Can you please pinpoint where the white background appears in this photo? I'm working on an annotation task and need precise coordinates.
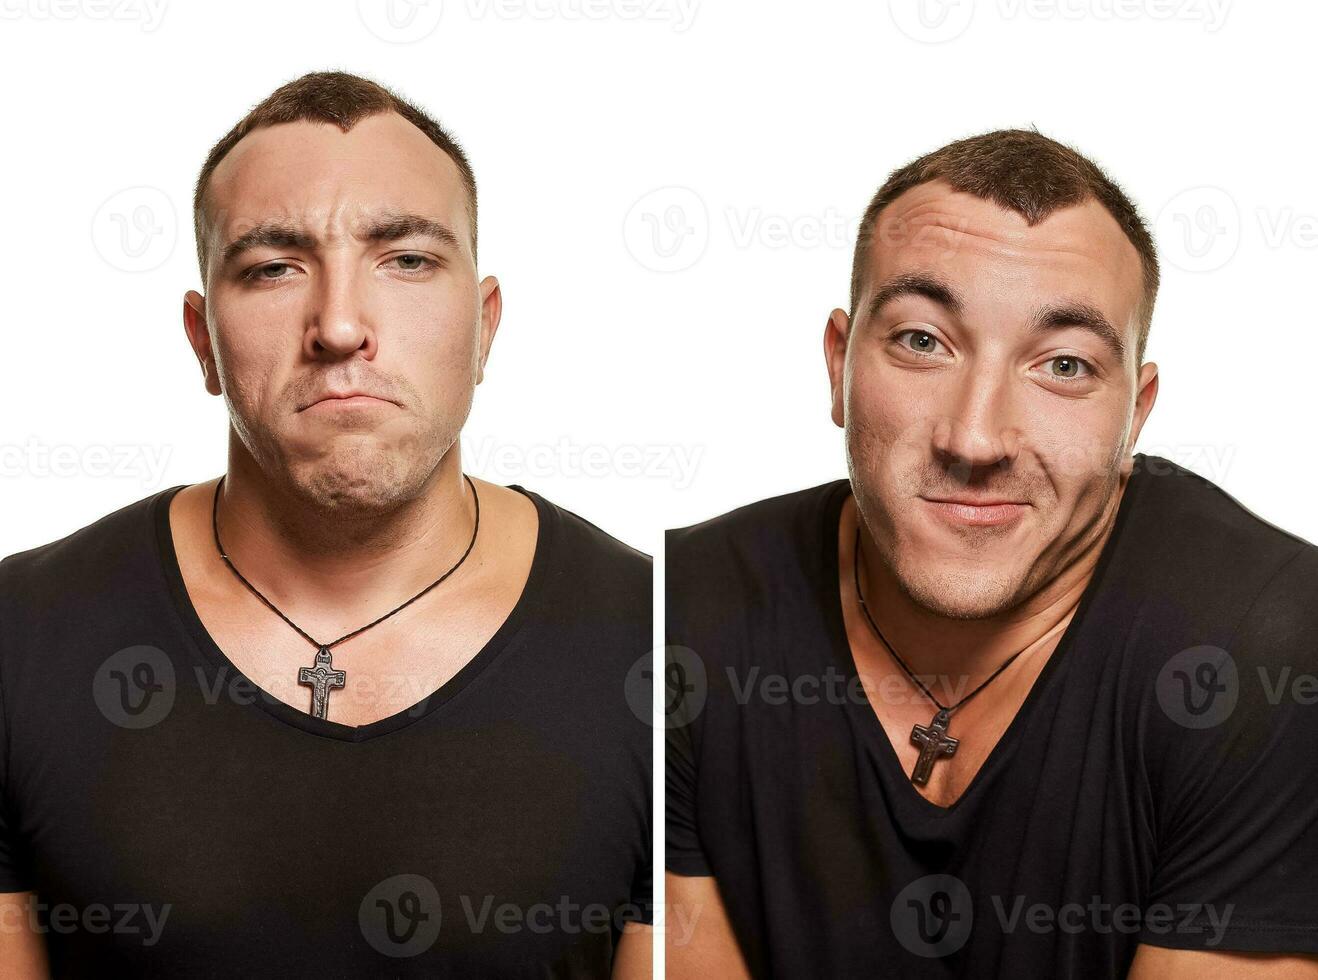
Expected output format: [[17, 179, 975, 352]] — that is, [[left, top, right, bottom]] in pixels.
[[2, 2, 1316, 973], [2, 1, 1317, 558]]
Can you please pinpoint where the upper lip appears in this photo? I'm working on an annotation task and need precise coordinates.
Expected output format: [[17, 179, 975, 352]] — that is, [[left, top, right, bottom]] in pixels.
[[922, 495, 1027, 507], [302, 389, 393, 410]]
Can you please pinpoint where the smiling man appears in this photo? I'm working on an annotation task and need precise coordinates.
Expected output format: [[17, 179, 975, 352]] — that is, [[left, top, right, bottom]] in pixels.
[[665, 130, 1318, 978], [0, 72, 651, 977]]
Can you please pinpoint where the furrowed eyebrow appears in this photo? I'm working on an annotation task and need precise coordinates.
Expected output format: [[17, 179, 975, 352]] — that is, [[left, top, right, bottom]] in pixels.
[[219, 212, 461, 269], [220, 223, 315, 268], [864, 273, 1127, 367], [360, 212, 461, 250]]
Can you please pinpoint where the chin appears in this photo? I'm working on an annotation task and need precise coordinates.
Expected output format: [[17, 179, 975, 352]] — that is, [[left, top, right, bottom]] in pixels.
[[889, 549, 1026, 621], [290, 458, 416, 512]]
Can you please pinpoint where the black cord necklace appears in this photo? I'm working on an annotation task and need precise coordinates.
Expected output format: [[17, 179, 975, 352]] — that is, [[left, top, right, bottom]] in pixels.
[[211, 473, 481, 720], [852, 526, 1029, 786]]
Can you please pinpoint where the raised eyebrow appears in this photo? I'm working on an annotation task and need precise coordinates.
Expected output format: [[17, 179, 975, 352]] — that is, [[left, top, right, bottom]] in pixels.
[[866, 276, 1128, 367], [864, 272, 964, 323], [1029, 301, 1127, 367]]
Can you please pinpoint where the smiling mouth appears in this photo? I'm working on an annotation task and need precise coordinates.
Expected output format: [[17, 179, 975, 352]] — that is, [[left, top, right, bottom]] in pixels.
[[920, 497, 1029, 527]]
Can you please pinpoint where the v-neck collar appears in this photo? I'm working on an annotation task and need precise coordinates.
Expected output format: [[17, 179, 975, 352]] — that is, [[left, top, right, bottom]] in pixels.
[[817, 456, 1146, 818], [151, 481, 553, 743]]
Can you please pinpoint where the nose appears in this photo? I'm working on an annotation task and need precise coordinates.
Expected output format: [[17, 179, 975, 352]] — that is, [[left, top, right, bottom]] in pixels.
[[928, 371, 1022, 485], [304, 257, 376, 360]]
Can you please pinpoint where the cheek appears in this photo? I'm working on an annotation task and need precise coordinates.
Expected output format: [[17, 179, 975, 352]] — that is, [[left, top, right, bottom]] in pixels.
[[847, 360, 935, 454], [211, 321, 287, 415], [1028, 415, 1128, 485]]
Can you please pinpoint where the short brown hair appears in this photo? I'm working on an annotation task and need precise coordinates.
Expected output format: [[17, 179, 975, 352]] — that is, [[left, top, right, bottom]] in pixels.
[[848, 127, 1158, 367], [192, 70, 477, 284]]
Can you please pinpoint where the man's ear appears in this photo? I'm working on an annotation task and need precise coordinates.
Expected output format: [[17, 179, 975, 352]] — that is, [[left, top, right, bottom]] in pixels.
[[1126, 361, 1159, 458], [475, 275, 502, 385], [824, 307, 851, 429], [182, 290, 222, 397]]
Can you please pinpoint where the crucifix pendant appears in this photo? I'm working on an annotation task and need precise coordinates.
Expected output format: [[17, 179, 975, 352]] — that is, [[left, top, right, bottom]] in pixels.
[[909, 708, 959, 786], [297, 646, 346, 720]]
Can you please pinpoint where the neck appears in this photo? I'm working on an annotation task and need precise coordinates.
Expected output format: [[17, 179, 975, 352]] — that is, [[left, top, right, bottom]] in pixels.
[[845, 474, 1127, 683], [212, 444, 478, 615]]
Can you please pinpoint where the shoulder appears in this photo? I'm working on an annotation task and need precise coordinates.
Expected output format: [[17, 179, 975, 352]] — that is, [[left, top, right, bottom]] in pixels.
[[664, 479, 849, 673], [666, 478, 850, 575], [0, 486, 179, 697], [0, 487, 177, 624], [521, 485, 649, 577], [1121, 458, 1318, 781], [1126, 454, 1312, 575], [513, 485, 651, 635], [1111, 455, 1315, 648]]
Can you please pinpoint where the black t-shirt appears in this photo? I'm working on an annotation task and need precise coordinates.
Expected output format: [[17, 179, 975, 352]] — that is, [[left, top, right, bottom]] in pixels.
[[666, 453, 1318, 978], [0, 483, 651, 978]]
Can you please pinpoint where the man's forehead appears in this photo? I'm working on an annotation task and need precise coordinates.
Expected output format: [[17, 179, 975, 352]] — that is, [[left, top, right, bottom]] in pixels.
[[203, 114, 468, 238], [866, 180, 1143, 306], [872, 180, 1138, 269]]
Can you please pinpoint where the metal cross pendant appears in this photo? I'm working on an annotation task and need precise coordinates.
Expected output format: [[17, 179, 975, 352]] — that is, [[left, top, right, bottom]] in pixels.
[[909, 708, 959, 786], [298, 646, 346, 720]]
